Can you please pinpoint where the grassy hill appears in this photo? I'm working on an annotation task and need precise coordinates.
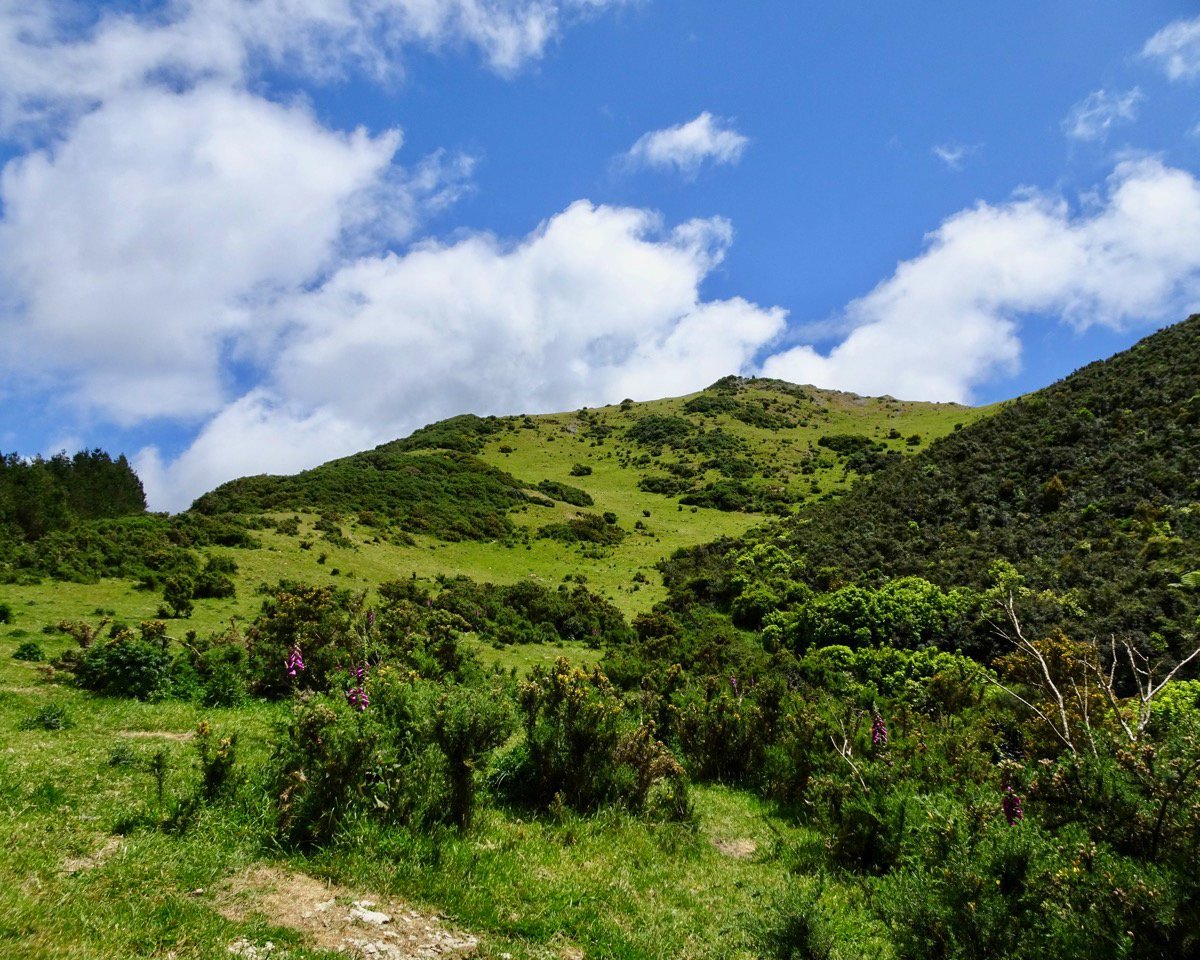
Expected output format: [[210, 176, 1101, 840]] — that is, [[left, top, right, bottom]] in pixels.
[[668, 315, 1200, 658], [174, 377, 981, 621]]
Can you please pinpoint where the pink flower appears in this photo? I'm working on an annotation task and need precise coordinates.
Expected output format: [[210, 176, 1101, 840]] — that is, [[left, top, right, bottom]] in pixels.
[[871, 714, 888, 747], [346, 686, 370, 712], [1002, 786, 1024, 825], [285, 644, 305, 677]]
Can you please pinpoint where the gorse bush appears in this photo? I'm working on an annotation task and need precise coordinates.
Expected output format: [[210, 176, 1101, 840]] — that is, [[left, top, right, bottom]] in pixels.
[[74, 623, 173, 700], [509, 658, 687, 814]]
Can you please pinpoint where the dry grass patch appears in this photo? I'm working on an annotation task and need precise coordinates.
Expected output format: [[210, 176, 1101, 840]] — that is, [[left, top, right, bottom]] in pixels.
[[217, 866, 478, 959]]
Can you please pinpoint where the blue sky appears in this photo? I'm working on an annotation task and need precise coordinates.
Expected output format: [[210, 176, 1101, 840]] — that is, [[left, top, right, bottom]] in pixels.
[[2, 1, 1200, 509]]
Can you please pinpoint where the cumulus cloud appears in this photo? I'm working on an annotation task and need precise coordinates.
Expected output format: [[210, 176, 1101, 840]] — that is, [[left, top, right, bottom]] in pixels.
[[624, 112, 749, 176], [1062, 88, 1142, 141], [0, 0, 624, 133], [136, 201, 786, 509], [1143, 15, 1200, 81], [0, 83, 408, 422], [0, 0, 636, 508], [761, 158, 1200, 403]]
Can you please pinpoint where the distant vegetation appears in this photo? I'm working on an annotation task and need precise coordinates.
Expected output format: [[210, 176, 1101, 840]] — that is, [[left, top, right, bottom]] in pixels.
[[194, 449, 527, 542]]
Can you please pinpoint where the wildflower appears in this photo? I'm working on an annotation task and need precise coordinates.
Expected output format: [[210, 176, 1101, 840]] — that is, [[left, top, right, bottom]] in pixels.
[[730, 674, 738, 695], [1002, 785, 1024, 825], [351, 661, 369, 684], [366, 609, 375, 629], [285, 644, 305, 677], [872, 713, 888, 747], [346, 685, 370, 712]]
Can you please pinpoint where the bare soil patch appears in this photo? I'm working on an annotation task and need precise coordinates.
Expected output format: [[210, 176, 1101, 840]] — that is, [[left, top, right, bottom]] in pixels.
[[217, 866, 477, 959], [710, 837, 758, 859], [61, 837, 122, 874]]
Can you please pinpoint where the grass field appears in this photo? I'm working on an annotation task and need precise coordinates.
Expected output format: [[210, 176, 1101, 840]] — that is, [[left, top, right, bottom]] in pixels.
[[0, 625, 891, 960]]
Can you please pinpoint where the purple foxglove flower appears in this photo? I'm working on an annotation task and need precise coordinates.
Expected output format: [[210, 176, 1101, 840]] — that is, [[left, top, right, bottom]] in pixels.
[[871, 714, 888, 747], [285, 644, 305, 677], [346, 685, 370, 712], [1002, 786, 1024, 825]]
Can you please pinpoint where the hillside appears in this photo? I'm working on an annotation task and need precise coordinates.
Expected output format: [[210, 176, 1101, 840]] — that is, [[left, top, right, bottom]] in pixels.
[[675, 315, 1200, 656], [182, 377, 981, 616]]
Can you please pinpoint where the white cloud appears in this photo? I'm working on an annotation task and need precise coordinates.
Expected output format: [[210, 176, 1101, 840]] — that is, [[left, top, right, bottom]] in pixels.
[[761, 158, 1200, 403], [932, 141, 980, 171], [0, 0, 626, 133], [1143, 15, 1200, 81], [0, 83, 408, 423], [0, 0, 634, 507], [137, 200, 786, 510], [1062, 88, 1142, 141], [624, 112, 749, 176]]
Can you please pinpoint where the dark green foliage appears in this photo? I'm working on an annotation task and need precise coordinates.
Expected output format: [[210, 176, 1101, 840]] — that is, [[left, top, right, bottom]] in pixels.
[[658, 537, 745, 612], [0, 601, 10, 623], [638, 475, 691, 497], [12, 640, 44, 662], [19, 703, 74, 731], [680, 479, 796, 513], [682, 395, 740, 417], [185, 623, 250, 707], [538, 512, 626, 546], [684, 316, 1200, 657], [762, 577, 978, 652], [194, 721, 238, 802], [75, 630, 172, 700], [535, 479, 594, 507], [431, 683, 515, 829], [626, 415, 696, 449], [731, 402, 793, 430], [272, 693, 387, 846], [683, 429, 747, 457], [193, 554, 237, 600], [1, 512, 256, 586], [383, 414, 504, 454], [193, 450, 525, 542], [509, 658, 685, 812], [271, 674, 490, 846], [161, 575, 195, 618], [0, 448, 145, 543], [569, 463, 592, 477], [245, 582, 364, 698], [433, 575, 630, 648]]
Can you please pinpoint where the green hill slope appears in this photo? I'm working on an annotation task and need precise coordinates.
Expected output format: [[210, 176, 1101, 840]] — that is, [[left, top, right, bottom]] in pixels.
[[687, 316, 1200, 655], [183, 377, 981, 617]]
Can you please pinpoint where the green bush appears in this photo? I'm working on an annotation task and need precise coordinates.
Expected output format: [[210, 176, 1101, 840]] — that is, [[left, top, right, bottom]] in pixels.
[[431, 683, 515, 829], [535, 479, 593, 507], [511, 658, 685, 813], [75, 633, 172, 700], [12, 640, 44, 662], [19, 703, 74, 731]]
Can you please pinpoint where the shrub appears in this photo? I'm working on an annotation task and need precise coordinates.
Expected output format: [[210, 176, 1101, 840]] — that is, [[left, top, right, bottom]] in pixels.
[[12, 640, 44, 662], [536, 479, 593, 507], [19, 703, 73, 731], [0, 601, 11, 624], [537, 513, 626, 546], [162, 574, 194, 618], [511, 658, 685, 813], [430, 683, 515, 829], [75, 629, 172, 700], [194, 720, 238, 802]]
